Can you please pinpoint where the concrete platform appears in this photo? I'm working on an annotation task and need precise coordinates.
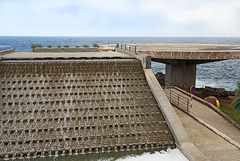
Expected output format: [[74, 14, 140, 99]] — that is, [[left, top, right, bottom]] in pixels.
[[134, 44, 240, 52], [2, 51, 134, 60]]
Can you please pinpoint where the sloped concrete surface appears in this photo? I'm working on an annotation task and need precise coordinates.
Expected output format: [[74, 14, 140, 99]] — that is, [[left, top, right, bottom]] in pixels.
[[174, 108, 240, 161], [165, 87, 240, 146], [144, 69, 208, 161]]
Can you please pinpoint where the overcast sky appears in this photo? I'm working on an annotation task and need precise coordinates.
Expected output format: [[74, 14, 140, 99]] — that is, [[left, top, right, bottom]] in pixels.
[[0, 0, 240, 37]]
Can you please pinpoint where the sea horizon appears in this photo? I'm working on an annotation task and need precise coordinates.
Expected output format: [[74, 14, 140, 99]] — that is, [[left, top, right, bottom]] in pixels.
[[0, 36, 240, 91]]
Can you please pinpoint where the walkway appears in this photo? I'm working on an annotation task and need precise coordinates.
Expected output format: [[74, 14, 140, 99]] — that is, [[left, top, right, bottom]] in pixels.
[[174, 107, 240, 161], [164, 87, 240, 146], [1, 51, 134, 60]]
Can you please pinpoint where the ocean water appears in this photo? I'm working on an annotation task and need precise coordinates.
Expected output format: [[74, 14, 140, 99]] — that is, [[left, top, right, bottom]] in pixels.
[[1, 36, 240, 90], [151, 59, 240, 91], [1, 36, 240, 91]]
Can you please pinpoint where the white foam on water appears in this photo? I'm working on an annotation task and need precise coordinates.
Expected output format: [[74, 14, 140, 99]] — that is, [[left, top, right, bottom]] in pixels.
[[116, 148, 188, 161]]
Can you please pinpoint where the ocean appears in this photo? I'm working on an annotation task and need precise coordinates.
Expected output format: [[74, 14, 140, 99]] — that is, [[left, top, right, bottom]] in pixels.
[[1, 36, 239, 91]]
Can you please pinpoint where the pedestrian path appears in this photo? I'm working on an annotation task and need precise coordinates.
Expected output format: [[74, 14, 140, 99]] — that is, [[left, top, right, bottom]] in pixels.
[[174, 107, 240, 161], [164, 86, 240, 148]]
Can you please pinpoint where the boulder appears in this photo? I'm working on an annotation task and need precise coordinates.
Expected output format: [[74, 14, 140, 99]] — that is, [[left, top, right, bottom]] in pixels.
[[155, 72, 165, 86]]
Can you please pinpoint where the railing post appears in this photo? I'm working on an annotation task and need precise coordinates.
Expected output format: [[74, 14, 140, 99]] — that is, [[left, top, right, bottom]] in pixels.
[[178, 95, 179, 106], [125, 45, 126, 50], [116, 43, 119, 48], [135, 46, 137, 53], [121, 44, 122, 49], [169, 90, 172, 102]]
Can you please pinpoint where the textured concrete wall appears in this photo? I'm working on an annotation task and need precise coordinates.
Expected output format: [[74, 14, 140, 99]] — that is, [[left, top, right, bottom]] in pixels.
[[33, 47, 100, 52], [0, 60, 175, 159]]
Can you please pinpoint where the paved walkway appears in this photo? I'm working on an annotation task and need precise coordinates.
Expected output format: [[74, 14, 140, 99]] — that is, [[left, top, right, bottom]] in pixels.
[[174, 107, 240, 161], [2, 51, 134, 60], [165, 87, 240, 146]]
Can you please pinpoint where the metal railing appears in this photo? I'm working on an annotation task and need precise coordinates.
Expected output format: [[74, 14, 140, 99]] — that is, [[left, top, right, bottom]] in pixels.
[[165, 89, 190, 111], [115, 44, 137, 53]]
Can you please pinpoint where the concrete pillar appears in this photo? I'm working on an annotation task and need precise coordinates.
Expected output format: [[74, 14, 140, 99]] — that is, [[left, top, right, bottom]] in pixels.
[[165, 62, 196, 91], [135, 54, 151, 69]]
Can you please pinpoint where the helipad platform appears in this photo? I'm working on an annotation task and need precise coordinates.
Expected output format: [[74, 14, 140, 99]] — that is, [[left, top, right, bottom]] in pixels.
[[134, 44, 240, 60], [134, 44, 240, 52]]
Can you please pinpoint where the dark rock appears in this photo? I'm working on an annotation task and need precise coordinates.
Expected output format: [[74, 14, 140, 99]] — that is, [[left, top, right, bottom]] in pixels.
[[204, 96, 218, 106], [155, 72, 165, 86], [197, 86, 234, 97]]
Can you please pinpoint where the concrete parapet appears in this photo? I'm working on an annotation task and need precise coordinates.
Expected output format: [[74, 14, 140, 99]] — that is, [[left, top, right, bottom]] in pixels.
[[0, 49, 16, 60], [33, 47, 99, 52]]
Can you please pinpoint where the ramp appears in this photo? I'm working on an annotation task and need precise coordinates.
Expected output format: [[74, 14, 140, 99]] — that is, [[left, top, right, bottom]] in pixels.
[[165, 86, 240, 149]]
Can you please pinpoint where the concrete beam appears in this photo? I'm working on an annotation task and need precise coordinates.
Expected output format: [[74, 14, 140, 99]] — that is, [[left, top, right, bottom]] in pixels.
[[152, 58, 223, 65]]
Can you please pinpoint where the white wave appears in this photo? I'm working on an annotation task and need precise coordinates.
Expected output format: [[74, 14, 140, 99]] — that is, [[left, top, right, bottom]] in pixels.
[[116, 148, 188, 161]]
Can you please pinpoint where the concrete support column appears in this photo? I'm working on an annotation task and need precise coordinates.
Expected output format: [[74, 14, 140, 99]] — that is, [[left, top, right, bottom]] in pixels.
[[135, 54, 151, 69], [165, 62, 196, 91]]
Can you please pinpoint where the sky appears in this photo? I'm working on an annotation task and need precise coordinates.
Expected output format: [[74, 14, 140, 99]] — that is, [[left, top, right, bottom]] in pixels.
[[0, 0, 240, 37]]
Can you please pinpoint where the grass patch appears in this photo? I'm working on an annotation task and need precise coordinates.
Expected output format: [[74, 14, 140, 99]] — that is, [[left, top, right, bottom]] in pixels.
[[220, 105, 240, 124]]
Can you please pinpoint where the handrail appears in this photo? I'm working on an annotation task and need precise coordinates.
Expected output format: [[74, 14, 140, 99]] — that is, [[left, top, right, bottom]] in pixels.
[[165, 89, 190, 112], [115, 44, 137, 53]]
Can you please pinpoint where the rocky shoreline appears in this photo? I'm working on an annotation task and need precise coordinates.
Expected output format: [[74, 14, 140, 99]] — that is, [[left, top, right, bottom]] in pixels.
[[154, 72, 236, 108], [196, 86, 235, 97], [195, 86, 236, 108]]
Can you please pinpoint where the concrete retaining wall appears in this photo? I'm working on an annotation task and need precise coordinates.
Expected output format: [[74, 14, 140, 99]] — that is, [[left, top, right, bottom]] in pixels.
[[0, 60, 175, 159]]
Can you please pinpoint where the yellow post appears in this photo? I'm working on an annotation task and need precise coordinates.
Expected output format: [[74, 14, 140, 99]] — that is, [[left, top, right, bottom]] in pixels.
[[216, 100, 220, 108]]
